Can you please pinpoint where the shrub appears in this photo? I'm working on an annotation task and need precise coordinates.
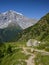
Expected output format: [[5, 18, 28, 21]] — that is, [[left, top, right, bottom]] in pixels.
[[7, 45, 12, 54]]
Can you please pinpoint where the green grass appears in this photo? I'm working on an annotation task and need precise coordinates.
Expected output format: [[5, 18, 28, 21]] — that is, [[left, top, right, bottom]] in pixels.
[[0, 41, 29, 65], [33, 41, 49, 52], [0, 40, 49, 65], [1, 52, 28, 65], [34, 53, 49, 65], [5, 41, 26, 47]]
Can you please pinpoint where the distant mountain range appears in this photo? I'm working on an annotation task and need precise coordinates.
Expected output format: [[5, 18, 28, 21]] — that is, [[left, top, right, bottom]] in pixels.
[[0, 10, 49, 42]]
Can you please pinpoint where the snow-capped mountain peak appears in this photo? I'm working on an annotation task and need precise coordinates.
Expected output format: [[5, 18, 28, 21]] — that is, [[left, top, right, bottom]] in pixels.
[[0, 10, 37, 29], [3, 10, 23, 16]]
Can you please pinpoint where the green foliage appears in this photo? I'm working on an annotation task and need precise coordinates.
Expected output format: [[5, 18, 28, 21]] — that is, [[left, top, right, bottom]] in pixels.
[[0, 26, 22, 42], [20, 13, 49, 41], [0, 50, 4, 58], [7, 45, 12, 54], [0, 42, 29, 65], [36, 44, 45, 50], [35, 41, 49, 51], [0, 38, 4, 47], [45, 47, 49, 52], [34, 53, 49, 65]]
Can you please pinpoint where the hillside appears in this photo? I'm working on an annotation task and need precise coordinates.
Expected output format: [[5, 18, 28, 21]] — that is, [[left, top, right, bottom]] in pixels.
[[0, 26, 22, 42], [20, 13, 49, 41]]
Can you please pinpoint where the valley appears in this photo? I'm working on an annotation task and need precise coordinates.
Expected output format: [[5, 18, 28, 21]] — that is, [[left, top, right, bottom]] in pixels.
[[0, 11, 49, 65]]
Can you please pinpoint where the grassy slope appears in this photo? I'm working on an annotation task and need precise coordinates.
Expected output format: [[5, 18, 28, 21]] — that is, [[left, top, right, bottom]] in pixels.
[[20, 13, 49, 42], [0, 42, 29, 65], [35, 53, 49, 65]]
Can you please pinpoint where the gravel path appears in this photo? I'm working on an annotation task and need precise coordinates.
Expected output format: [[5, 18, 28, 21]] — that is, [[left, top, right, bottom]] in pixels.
[[26, 54, 35, 65], [14, 46, 49, 65], [22, 47, 49, 65], [22, 47, 35, 65]]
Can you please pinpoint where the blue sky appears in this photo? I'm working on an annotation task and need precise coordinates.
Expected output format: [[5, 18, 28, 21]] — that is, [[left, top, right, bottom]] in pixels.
[[0, 0, 49, 19]]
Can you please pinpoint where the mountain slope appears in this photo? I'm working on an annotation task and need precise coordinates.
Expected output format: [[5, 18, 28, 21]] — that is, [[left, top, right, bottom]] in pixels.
[[20, 13, 49, 41], [0, 10, 37, 42], [0, 27, 22, 42]]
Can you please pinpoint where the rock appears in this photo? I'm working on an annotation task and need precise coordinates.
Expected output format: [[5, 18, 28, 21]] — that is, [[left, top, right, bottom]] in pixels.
[[26, 39, 41, 47], [26, 39, 33, 46]]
